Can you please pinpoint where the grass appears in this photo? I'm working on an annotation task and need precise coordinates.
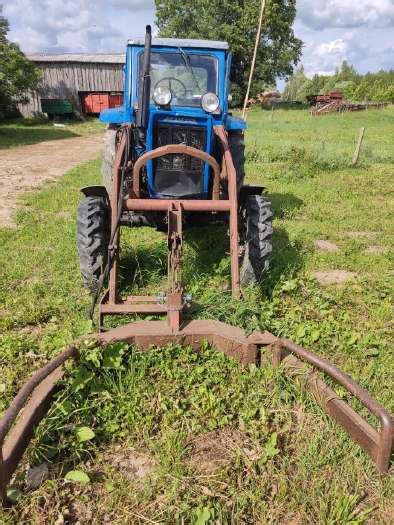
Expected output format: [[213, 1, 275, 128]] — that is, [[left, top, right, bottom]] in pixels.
[[0, 117, 104, 149], [0, 107, 393, 523]]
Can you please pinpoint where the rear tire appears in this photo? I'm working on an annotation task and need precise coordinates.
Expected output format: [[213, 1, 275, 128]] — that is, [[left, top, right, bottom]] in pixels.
[[77, 195, 110, 293], [239, 195, 273, 287]]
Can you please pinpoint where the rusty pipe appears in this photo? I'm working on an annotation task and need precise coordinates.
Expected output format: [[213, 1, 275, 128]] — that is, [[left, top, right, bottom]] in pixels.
[[214, 126, 240, 298], [132, 144, 221, 199], [124, 198, 230, 212]]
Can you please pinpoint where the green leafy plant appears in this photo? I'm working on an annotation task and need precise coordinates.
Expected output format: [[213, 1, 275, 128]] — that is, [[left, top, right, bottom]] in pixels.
[[64, 470, 90, 485]]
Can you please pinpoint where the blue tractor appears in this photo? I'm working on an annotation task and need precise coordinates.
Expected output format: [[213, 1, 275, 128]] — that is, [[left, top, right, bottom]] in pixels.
[[76, 26, 273, 328]]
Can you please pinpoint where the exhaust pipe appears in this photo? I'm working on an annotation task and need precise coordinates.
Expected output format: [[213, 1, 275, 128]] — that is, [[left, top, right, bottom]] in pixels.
[[136, 25, 152, 147]]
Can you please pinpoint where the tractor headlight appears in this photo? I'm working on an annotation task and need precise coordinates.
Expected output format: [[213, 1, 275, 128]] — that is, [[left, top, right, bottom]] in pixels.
[[153, 86, 172, 106], [201, 92, 220, 113]]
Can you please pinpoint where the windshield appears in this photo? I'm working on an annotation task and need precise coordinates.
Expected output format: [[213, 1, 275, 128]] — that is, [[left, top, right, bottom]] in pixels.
[[139, 51, 218, 107]]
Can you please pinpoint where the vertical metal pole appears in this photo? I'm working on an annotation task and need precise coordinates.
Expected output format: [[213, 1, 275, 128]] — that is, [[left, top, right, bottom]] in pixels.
[[108, 132, 126, 304], [214, 126, 240, 298]]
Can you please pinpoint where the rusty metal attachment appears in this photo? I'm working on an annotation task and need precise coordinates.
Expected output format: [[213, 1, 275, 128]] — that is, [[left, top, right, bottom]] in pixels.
[[1, 322, 392, 506], [99, 124, 241, 328]]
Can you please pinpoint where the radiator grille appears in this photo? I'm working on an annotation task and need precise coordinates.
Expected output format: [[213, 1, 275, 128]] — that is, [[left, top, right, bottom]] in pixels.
[[153, 124, 206, 198]]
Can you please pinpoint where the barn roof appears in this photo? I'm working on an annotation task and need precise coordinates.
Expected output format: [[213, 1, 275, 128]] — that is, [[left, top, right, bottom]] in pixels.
[[127, 38, 229, 50], [27, 53, 125, 64]]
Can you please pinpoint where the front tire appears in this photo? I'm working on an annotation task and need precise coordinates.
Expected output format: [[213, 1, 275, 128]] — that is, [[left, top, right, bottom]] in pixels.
[[76, 195, 110, 293], [102, 125, 151, 228], [239, 195, 273, 287]]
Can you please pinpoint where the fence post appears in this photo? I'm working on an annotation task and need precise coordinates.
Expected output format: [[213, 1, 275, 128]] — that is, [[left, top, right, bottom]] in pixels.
[[352, 127, 365, 166]]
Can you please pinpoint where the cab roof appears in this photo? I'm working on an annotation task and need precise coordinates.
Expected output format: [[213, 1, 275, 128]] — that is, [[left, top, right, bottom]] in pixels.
[[127, 37, 229, 50]]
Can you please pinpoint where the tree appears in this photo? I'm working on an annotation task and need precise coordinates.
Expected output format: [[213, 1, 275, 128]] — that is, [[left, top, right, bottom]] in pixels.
[[282, 65, 310, 101], [0, 7, 41, 108], [155, 0, 302, 106], [337, 60, 358, 82], [304, 74, 327, 97]]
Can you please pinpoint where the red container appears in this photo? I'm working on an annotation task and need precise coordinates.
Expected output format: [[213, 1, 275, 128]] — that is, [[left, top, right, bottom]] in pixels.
[[82, 92, 123, 114]]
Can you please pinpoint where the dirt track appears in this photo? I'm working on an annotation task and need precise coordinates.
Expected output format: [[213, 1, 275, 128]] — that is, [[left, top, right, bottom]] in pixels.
[[0, 134, 103, 227]]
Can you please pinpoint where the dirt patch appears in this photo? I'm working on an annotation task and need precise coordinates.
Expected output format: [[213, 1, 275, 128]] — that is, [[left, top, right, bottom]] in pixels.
[[313, 270, 357, 285], [366, 245, 384, 255], [345, 231, 375, 239], [14, 324, 43, 337], [0, 134, 103, 227], [101, 446, 156, 482], [56, 210, 72, 220], [314, 240, 339, 252], [187, 428, 246, 474]]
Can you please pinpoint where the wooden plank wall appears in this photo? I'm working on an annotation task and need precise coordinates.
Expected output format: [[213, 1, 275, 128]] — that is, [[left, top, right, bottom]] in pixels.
[[18, 62, 124, 117]]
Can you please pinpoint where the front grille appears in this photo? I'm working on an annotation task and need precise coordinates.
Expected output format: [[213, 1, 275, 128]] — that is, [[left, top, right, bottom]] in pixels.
[[153, 123, 206, 198]]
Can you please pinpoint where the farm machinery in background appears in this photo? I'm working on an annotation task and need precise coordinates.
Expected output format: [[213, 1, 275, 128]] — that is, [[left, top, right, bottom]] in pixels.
[[1, 26, 392, 506], [307, 91, 389, 115]]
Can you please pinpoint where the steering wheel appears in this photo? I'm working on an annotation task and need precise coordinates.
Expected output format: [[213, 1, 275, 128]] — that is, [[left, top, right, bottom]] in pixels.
[[154, 77, 187, 99]]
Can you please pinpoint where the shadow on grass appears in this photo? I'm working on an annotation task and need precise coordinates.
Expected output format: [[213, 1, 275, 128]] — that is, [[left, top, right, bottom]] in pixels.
[[0, 124, 79, 149], [118, 240, 167, 293], [265, 226, 305, 292], [115, 192, 305, 296], [269, 192, 304, 219]]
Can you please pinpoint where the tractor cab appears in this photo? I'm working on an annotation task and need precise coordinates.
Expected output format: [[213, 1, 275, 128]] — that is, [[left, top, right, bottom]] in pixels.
[[100, 36, 245, 200]]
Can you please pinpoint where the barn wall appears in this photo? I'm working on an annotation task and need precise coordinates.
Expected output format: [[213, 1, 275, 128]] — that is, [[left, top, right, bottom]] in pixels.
[[17, 91, 42, 117], [19, 61, 124, 117]]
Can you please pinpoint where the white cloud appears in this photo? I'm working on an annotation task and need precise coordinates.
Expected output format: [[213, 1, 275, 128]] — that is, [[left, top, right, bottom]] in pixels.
[[300, 30, 393, 78], [111, 0, 155, 9], [315, 39, 349, 56], [298, 0, 394, 29], [2, 0, 392, 79], [2, 0, 155, 53], [303, 38, 350, 76]]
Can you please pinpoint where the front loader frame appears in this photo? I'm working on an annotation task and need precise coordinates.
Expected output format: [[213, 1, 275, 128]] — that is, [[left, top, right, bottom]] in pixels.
[[1, 322, 392, 506], [99, 124, 241, 331]]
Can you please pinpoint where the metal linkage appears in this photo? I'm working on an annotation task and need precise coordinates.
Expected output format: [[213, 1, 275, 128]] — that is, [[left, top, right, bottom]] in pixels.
[[1, 324, 392, 507]]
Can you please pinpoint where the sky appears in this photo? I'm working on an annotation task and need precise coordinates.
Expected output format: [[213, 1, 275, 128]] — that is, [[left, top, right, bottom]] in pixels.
[[2, 0, 394, 84]]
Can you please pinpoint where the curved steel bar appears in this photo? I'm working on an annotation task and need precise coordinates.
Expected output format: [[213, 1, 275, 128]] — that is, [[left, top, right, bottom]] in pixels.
[[1, 326, 392, 507], [132, 144, 221, 198], [0, 346, 78, 445], [0, 345, 78, 504], [278, 338, 393, 473]]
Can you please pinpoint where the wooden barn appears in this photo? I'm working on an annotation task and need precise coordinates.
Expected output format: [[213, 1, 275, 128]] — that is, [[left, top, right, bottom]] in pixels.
[[19, 53, 125, 118]]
